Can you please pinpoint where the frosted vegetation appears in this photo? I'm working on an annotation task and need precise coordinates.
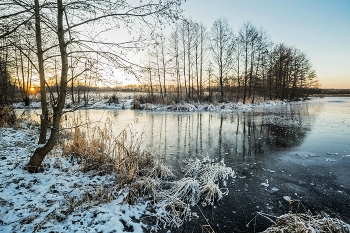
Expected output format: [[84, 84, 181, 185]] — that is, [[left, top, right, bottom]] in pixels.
[[0, 118, 235, 232], [13, 91, 287, 113], [262, 212, 350, 233]]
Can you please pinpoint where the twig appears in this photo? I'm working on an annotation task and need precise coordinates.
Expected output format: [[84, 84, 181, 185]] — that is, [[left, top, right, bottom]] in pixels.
[[196, 204, 215, 233]]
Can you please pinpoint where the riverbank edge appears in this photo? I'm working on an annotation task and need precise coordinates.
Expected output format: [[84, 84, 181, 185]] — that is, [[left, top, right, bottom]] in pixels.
[[11, 97, 310, 112]]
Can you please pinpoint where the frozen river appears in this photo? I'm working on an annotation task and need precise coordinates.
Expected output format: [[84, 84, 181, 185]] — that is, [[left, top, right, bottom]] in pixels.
[[19, 97, 350, 232]]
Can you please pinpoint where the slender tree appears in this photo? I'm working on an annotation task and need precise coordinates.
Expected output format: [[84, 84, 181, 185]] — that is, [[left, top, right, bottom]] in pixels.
[[210, 18, 234, 102], [169, 25, 182, 101]]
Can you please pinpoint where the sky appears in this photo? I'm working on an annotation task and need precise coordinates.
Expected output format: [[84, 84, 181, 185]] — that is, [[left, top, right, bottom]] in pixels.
[[180, 0, 350, 89]]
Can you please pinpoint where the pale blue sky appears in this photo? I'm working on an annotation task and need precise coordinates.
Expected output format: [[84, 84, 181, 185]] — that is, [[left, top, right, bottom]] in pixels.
[[182, 0, 350, 88]]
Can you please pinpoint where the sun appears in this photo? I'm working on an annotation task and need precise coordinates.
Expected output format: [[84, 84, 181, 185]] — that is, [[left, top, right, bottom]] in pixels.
[[30, 87, 35, 92]]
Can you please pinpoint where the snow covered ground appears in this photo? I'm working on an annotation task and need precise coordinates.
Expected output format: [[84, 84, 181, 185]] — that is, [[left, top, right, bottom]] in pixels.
[[0, 126, 148, 233]]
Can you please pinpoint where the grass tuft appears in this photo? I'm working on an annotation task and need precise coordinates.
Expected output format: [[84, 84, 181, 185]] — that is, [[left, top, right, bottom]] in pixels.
[[263, 212, 350, 233], [0, 105, 16, 127]]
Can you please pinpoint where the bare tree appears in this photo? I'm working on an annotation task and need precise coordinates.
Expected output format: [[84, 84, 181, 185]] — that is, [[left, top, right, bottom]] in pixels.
[[0, 38, 12, 105], [198, 23, 207, 102], [210, 18, 234, 102], [169, 25, 182, 101], [178, 19, 197, 99], [239, 22, 258, 103], [158, 34, 168, 97], [232, 35, 243, 101], [140, 52, 155, 99]]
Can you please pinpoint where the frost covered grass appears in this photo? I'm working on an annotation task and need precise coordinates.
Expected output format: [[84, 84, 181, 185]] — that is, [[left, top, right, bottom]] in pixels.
[[262, 212, 350, 233], [248, 199, 350, 233], [0, 117, 236, 232]]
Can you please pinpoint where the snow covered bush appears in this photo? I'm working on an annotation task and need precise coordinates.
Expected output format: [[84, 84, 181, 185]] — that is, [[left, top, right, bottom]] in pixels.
[[148, 161, 176, 180], [168, 177, 201, 206], [200, 179, 223, 206], [183, 158, 234, 207], [150, 196, 193, 231], [184, 158, 203, 178], [121, 156, 235, 231], [123, 177, 160, 204], [184, 158, 235, 182]]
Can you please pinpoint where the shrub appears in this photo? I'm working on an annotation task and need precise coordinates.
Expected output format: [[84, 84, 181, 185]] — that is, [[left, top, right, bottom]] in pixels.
[[107, 94, 119, 104], [0, 105, 16, 127]]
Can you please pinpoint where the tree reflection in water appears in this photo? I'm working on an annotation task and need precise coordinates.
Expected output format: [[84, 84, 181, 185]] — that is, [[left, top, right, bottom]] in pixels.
[[136, 103, 313, 174]]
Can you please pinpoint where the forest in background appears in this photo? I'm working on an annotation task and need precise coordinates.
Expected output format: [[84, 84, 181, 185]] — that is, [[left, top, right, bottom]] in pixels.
[[1, 16, 321, 107], [139, 19, 320, 104]]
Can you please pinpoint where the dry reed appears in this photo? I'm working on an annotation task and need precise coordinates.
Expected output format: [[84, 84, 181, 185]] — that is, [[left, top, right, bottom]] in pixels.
[[61, 118, 151, 179], [0, 105, 16, 127]]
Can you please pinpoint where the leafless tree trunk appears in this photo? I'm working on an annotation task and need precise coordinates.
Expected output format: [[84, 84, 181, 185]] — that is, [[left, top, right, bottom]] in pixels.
[[34, 0, 49, 144], [199, 23, 206, 102], [210, 18, 234, 102], [26, 0, 68, 171]]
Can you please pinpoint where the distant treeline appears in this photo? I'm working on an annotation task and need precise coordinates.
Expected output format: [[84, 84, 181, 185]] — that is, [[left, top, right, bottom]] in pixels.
[[138, 19, 319, 103], [319, 89, 350, 95]]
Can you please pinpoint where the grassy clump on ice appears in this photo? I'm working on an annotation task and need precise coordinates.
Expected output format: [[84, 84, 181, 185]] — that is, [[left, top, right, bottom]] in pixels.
[[138, 157, 234, 231], [123, 157, 234, 231], [263, 212, 350, 233]]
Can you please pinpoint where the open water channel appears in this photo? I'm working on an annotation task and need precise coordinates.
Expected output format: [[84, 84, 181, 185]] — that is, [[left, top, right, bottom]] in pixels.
[[20, 97, 350, 232]]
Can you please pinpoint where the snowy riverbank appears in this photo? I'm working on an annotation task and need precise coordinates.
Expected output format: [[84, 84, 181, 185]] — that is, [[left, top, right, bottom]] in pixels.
[[12, 96, 290, 112], [0, 123, 235, 232], [0, 126, 148, 232]]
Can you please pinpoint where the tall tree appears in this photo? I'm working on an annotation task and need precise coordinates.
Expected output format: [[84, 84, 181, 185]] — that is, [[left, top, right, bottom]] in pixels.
[[210, 18, 234, 102], [34, 0, 48, 143], [198, 23, 207, 102], [239, 22, 258, 103], [169, 25, 182, 101], [0, 41, 12, 105]]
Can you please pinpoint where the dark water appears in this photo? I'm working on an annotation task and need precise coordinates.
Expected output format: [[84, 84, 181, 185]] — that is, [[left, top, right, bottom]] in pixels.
[[19, 97, 350, 232]]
